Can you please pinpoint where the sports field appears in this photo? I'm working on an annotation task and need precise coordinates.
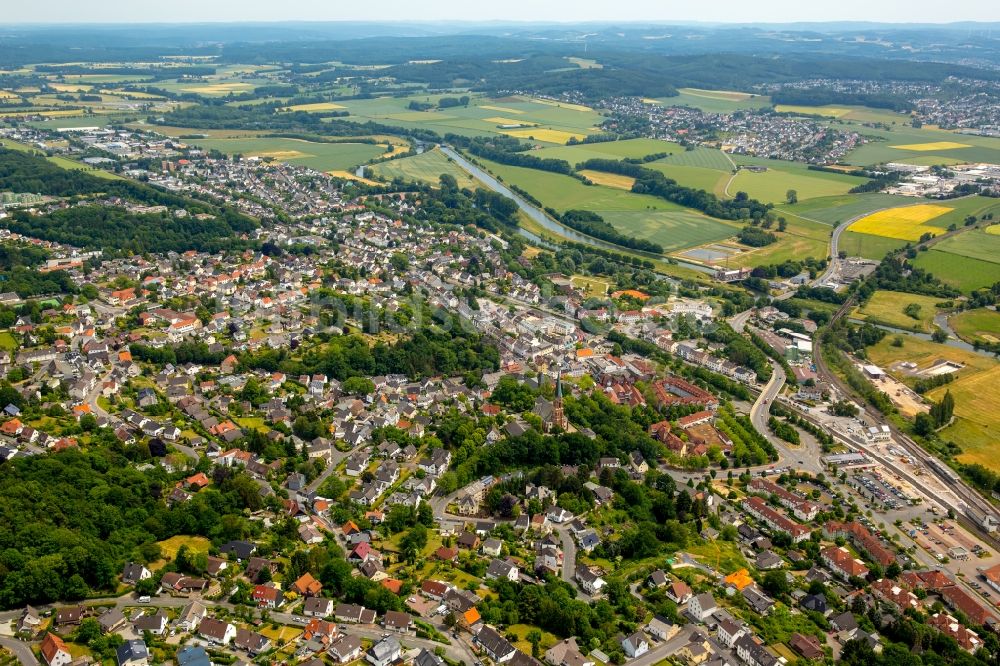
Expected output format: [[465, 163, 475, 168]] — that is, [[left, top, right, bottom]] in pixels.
[[370, 148, 477, 188], [848, 204, 952, 241], [951, 309, 1000, 346], [852, 290, 947, 333], [184, 136, 385, 171]]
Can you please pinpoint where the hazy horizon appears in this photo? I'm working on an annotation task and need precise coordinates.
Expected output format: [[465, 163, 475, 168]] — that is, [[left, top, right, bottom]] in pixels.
[[2, 0, 997, 26]]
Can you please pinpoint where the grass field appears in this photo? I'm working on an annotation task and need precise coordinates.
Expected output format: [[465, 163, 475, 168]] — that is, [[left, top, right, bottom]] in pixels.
[[532, 138, 684, 164], [0, 332, 17, 352], [185, 137, 385, 171], [853, 290, 948, 333], [151, 535, 211, 570], [603, 210, 740, 253], [478, 157, 680, 212], [730, 166, 865, 204], [647, 163, 729, 195], [848, 204, 952, 240], [776, 193, 912, 226], [925, 225, 1000, 265], [729, 216, 831, 267], [912, 250, 1000, 293], [571, 275, 612, 296], [336, 93, 603, 144], [370, 148, 478, 187], [846, 126, 1000, 166], [950, 309, 1000, 346], [929, 365, 1000, 470], [659, 90, 770, 113], [579, 169, 635, 190], [655, 146, 735, 171]]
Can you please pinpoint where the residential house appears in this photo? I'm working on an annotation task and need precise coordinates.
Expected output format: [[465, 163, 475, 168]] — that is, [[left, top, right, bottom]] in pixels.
[[621, 632, 649, 659]]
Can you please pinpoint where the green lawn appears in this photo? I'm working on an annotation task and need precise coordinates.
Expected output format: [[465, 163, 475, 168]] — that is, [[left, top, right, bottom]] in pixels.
[[683, 540, 749, 574], [853, 290, 950, 333], [370, 148, 478, 187], [0, 332, 17, 352]]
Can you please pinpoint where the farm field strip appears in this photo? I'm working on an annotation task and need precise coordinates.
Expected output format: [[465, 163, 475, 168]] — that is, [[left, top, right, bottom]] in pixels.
[[848, 204, 952, 240]]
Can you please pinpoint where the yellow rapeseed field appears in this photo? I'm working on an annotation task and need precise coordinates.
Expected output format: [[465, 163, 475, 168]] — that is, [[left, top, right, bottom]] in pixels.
[[501, 128, 587, 144], [890, 141, 971, 151], [986, 225, 1000, 236], [479, 105, 524, 115], [283, 102, 346, 112], [483, 116, 537, 126], [848, 204, 953, 240], [774, 104, 851, 117], [578, 169, 636, 190]]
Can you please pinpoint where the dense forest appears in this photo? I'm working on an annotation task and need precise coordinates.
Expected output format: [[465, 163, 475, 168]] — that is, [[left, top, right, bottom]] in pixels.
[[0, 243, 75, 296], [771, 88, 913, 112], [4, 206, 257, 255], [0, 448, 267, 608], [239, 324, 500, 381]]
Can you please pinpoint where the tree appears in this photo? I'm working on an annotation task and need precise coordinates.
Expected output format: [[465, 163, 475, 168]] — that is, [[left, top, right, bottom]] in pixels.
[[786, 189, 798, 204], [931, 327, 948, 343], [527, 629, 543, 657], [342, 376, 375, 396]]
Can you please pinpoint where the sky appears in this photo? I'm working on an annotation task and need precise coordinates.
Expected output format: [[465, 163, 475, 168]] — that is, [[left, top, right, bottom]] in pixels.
[[3, 0, 998, 25]]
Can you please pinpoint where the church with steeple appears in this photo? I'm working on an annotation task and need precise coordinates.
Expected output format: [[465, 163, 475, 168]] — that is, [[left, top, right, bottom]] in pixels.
[[533, 369, 569, 432]]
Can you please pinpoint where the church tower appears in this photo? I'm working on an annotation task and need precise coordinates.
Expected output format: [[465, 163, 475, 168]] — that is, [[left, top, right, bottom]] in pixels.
[[552, 370, 568, 431]]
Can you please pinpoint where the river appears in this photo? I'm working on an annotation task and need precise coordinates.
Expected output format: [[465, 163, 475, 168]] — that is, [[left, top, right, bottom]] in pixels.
[[850, 318, 980, 354], [438, 145, 716, 275]]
